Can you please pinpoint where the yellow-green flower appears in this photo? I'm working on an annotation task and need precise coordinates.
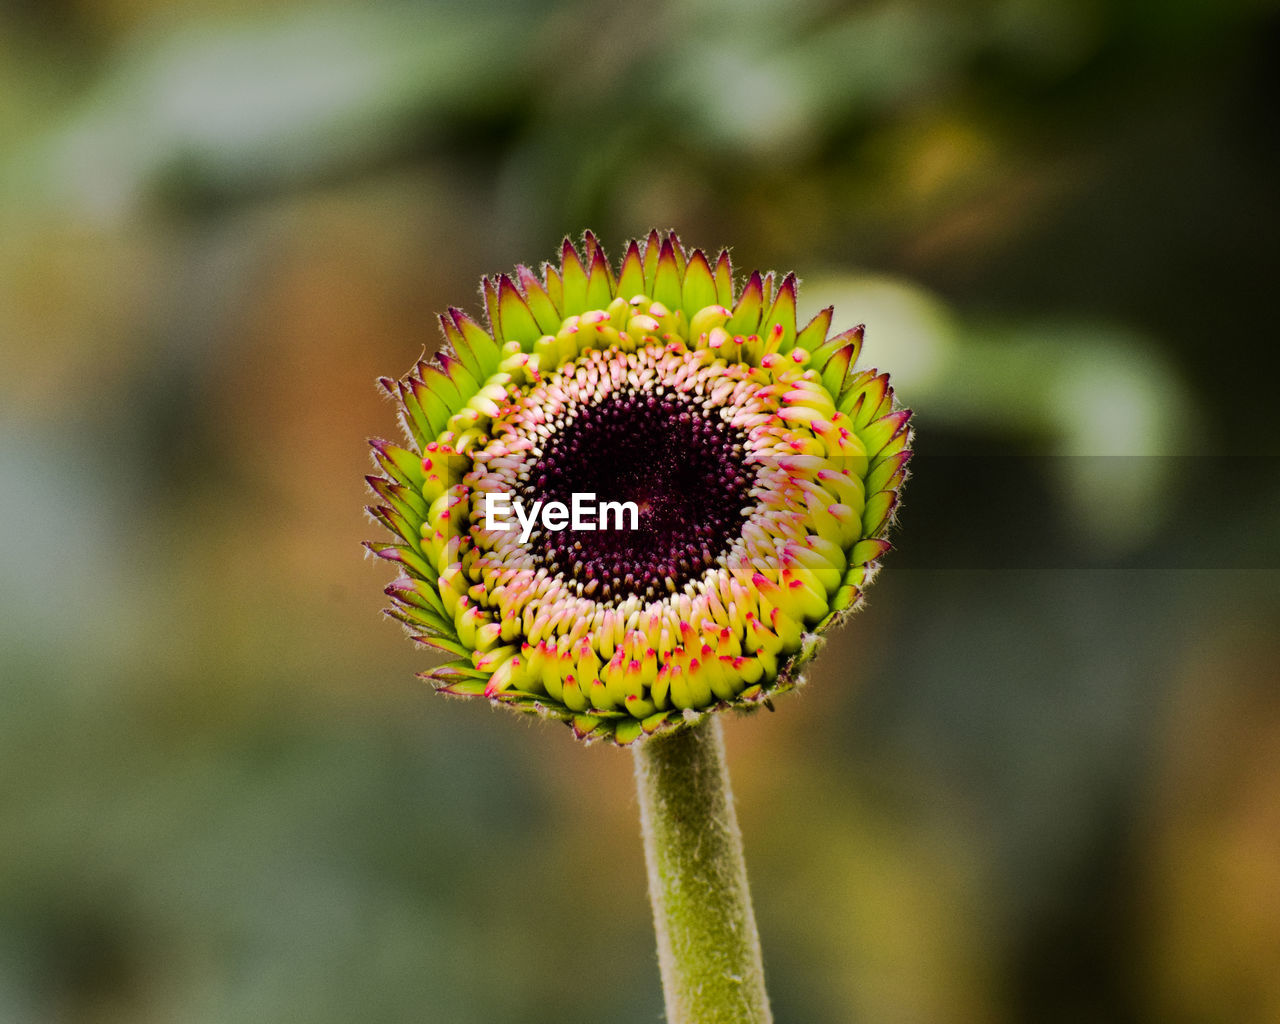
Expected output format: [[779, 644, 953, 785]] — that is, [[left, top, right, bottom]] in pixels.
[[367, 231, 911, 745]]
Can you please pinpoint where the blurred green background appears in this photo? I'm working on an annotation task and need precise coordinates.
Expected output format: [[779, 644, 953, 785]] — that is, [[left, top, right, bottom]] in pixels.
[[2, 0, 1278, 1021]]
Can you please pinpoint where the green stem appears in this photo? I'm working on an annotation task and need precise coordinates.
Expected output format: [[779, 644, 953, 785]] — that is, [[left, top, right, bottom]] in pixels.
[[633, 717, 773, 1024]]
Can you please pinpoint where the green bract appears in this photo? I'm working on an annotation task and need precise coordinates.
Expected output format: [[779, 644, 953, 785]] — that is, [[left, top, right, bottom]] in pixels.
[[367, 231, 911, 745]]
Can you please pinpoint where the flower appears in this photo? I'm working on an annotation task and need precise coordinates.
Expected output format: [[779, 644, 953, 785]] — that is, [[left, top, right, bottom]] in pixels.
[[366, 231, 911, 745]]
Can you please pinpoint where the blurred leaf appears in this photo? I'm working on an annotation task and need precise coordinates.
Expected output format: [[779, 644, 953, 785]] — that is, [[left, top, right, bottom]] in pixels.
[[804, 273, 1198, 550], [5, 6, 541, 220]]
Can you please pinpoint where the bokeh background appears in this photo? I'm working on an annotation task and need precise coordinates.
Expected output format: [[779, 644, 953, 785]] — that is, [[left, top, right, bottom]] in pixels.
[[3, 0, 1279, 1021]]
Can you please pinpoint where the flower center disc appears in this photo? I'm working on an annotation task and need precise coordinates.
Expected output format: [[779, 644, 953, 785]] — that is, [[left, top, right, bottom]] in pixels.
[[522, 387, 752, 603]]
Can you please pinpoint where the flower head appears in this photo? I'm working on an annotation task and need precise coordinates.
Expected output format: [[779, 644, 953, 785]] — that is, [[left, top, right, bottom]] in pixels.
[[366, 231, 911, 744]]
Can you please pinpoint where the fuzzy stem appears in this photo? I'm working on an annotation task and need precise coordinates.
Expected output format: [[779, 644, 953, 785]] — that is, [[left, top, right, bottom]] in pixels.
[[634, 717, 773, 1024]]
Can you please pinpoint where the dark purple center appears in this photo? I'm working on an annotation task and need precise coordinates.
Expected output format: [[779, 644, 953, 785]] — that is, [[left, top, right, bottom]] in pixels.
[[520, 387, 752, 602]]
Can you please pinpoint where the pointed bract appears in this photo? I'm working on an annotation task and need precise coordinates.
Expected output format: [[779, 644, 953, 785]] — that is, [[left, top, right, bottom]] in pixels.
[[497, 275, 542, 346], [682, 250, 718, 316], [482, 277, 502, 340], [641, 229, 662, 288], [451, 308, 503, 378], [820, 344, 856, 401], [516, 265, 562, 334], [542, 262, 564, 314], [713, 250, 735, 307], [728, 271, 765, 335], [667, 232, 688, 276], [403, 376, 448, 439], [560, 239, 589, 312], [618, 240, 646, 299], [761, 272, 798, 353], [652, 236, 683, 311], [440, 313, 484, 384], [813, 323, 863, 372], [796, 306, 833, 355], [437, 350, 479, 397], [585, 242, 615, 309]]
